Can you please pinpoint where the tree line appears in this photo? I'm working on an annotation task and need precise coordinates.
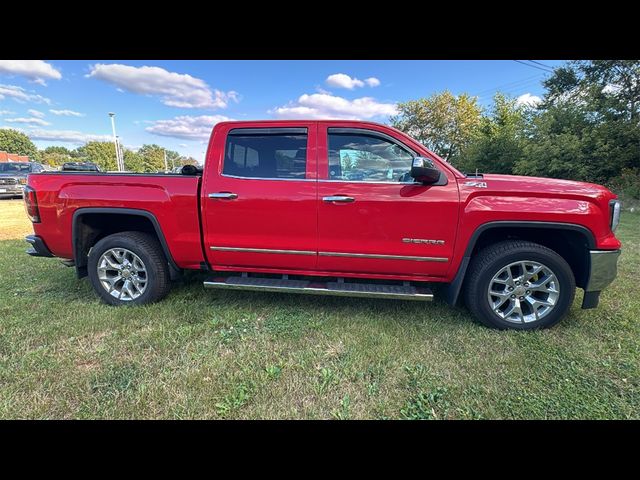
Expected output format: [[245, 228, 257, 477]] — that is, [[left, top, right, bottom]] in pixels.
[[0, 132, 198, 173], [1, 61, 637, 199], [391, 60, 640, 201]]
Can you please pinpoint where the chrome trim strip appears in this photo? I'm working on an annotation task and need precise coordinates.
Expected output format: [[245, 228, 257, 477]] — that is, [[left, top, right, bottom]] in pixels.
[[210, 247, 448, 262], [210, 246, 315, 255], [318, 179, 422, 185], [220, 173, 316, 182], [319, 251, 448, 262], [203, 280, 433, 302]]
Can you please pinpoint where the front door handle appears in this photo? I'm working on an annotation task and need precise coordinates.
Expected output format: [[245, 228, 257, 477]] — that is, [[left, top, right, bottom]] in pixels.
[[322, 195, 355, 203], [208, 192, 238, 200]]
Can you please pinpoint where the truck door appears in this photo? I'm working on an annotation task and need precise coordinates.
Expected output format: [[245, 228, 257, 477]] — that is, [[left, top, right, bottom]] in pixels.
[[202, 122, 318, 271], [316, 123, 459, 277]]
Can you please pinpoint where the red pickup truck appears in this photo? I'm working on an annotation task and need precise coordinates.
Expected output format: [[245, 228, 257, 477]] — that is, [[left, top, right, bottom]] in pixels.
[[24, 120, 622, 329]]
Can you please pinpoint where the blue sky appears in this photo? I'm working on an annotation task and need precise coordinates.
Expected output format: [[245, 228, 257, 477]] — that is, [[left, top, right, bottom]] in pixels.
[[0, 60, 565, 162]]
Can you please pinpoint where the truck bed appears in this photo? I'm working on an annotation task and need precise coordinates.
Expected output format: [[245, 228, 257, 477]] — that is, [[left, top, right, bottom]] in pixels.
[[29, 172, 206, 270]]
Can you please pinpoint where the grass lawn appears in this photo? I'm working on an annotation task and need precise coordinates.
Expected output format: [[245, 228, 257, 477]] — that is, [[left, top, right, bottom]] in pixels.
[[0, 198, 638, 419]]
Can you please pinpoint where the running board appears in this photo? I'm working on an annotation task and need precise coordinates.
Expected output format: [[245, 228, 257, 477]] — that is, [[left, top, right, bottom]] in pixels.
[[203, 276, 433, 301]]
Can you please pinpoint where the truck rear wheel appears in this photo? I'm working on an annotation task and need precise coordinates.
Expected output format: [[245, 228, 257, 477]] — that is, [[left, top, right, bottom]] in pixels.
[[463, 240, 575, 330], [87, 231, 171, 306]]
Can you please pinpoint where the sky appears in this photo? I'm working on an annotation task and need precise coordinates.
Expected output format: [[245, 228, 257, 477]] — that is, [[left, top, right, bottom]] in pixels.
[[0, 60, 566, 162]]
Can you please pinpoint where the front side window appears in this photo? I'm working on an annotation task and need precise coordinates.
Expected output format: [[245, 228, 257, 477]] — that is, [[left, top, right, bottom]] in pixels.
[[224, 129, 308, 179], [328, 131, 414, 183]]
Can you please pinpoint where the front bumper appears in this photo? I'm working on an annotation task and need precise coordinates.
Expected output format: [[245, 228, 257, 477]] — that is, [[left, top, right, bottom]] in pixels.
[[582, 249, 621, 309], [0, 185, 24, 196], [25, 235, 54, 258]]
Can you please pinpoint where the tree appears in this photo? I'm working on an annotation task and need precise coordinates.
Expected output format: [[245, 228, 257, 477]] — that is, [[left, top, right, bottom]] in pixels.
[[0, 129, 38, 158], [123, 149, 146, 172], [390, 91, 482, 165], [42, 146, 73, 156], [77, 142, 118, 171], [138, 144, 166, 172], [542, 60, 640, 122], [179, 156, 199, 167], [458, 93, 528, 174], [516, 60, 640, 193], [39, 145, 74, 167]]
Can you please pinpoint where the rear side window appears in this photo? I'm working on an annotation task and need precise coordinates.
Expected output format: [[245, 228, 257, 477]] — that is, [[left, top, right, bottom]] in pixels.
[[223, 128, 308, 179]]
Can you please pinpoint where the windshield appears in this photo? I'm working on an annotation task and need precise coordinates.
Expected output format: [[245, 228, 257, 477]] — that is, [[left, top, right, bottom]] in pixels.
[[64, 163, 98, 171], [0, 163, 31, 173]]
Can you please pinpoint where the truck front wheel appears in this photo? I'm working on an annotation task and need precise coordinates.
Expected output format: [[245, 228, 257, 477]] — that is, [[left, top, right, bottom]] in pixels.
[[463, 240, 576, 330], [87, 231, 171, 306]]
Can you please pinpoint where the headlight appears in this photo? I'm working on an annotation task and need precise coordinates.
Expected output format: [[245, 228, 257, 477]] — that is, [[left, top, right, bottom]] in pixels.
[[610, 200, 621, 232], [18, 177, 27, 185]]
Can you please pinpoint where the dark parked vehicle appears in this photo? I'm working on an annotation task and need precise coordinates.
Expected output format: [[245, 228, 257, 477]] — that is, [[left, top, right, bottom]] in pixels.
[[0, 162, 46, 198], [61, 162, 101, 172]]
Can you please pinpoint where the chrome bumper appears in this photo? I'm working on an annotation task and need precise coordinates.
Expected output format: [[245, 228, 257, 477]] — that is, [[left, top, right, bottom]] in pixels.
[[586, 250, 621, 292]]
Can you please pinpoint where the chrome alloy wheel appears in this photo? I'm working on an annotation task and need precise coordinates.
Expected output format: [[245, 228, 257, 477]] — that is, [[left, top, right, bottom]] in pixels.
[[487, 260, 560, 324], [97, 248, 148, 301]]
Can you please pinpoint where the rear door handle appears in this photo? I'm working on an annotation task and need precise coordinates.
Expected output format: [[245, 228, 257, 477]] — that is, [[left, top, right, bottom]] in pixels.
[[322, 195, 355, 203], [208, 192, 238, 200]]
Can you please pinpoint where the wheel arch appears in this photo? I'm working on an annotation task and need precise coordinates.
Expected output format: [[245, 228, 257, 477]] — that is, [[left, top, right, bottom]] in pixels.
[[72, 207, 179, 278], [445, 221, 596, 306]]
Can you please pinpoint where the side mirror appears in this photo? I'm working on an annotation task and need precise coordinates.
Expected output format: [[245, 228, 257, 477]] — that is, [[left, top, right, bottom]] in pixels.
[[410, 157, 441, 184]]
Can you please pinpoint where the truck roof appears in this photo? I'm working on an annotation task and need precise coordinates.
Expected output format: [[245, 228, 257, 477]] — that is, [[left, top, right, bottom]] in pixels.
[[216, 119, 389, 127]]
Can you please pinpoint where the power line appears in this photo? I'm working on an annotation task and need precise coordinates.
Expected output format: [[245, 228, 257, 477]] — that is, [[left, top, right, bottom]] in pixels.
[[472, 73, 544, 97], [528, 60, 555, 70], [514, 60, 554, 73]]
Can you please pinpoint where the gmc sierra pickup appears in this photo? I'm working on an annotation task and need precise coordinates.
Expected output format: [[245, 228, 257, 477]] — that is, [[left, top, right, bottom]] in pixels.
[[24, 120, 622, 329]]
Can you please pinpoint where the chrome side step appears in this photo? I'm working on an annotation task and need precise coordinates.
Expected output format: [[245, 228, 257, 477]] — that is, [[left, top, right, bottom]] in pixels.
[[203, 276, 433, 301]]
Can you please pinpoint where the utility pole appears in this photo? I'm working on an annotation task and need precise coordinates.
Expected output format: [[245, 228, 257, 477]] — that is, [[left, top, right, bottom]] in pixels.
[[116, 136, 125, 171], [108, 113, 123, 171]]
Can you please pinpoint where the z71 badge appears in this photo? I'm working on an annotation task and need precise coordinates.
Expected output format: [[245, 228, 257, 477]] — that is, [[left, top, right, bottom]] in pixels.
[[463, 181, 488, 188]]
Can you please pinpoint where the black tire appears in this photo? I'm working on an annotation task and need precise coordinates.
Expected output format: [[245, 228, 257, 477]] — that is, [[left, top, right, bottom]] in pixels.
[[87, 231, 171, 306], [463, 240, 575, 330]]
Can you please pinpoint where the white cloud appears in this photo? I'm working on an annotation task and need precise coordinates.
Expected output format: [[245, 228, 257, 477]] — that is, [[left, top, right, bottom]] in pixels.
[[325, 73, 381, 89], [179, 143, 188, 148], [0, 60, 61, 85], [0, 109, 15, 115], [0, 84, 51, 104], [87, 64, 239, 110], [326, 73, 364, 89], [516, 93, 542, 107], [5, 117, 50, 126], [28, 109, 45, 118], [49, 109, 85, 117], [365, 77, 381, 87], [21, 128, 112, 144], [146, 115, 232, 140], [271, 93, 397, 120]]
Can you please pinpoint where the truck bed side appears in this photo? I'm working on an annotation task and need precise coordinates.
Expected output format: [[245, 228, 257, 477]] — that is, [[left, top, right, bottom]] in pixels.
[[29, 173, 205, 270]]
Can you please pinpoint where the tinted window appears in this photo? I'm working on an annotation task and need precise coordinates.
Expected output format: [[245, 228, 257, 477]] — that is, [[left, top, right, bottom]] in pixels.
[[0, 163, 31, 173], [224, 130, 308, 179], [328, 132, 414, 183]]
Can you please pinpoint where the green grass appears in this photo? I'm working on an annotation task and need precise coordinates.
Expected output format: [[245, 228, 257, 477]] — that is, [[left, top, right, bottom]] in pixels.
[[0, 199, 638, 419]]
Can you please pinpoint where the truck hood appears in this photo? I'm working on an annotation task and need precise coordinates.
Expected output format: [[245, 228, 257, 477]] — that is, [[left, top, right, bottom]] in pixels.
[[464, 173, 615, 202]]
